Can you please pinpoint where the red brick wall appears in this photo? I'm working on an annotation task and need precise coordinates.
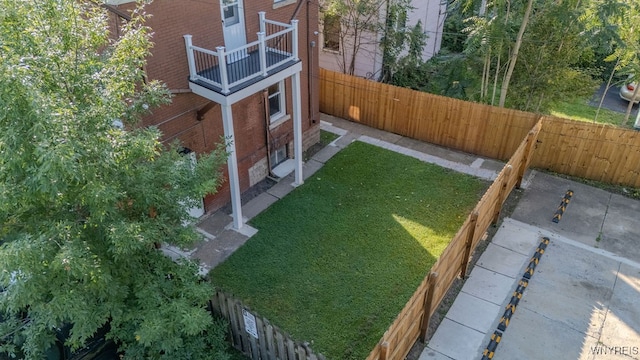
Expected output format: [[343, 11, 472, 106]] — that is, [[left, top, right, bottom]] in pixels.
[[109, 0, 320, 213]]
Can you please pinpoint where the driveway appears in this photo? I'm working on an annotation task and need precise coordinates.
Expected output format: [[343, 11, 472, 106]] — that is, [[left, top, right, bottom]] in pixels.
[[421, 171, 640, 360], [590, 83, 639, 116]]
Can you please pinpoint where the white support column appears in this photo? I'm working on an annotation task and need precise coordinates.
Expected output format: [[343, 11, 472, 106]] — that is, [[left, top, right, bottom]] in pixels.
[[292, 71, 304, 186], [291, 20, 299, 61], [220, 104, 244, 230]]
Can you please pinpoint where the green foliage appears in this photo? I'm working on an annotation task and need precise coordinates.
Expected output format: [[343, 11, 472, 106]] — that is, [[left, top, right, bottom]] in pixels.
[[0, 1, 229, 359], [391, 54, 483, 100], [210, 142, 488, 360]]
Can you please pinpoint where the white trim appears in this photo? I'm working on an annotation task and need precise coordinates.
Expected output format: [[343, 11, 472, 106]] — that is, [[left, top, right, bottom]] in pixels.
[[268, 80, 286, 122], [273, 0, 296, 9], [269, 114, 291, 130]]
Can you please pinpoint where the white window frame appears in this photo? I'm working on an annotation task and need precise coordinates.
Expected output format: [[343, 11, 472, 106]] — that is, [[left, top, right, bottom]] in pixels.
[[268, 80, 286, 123]]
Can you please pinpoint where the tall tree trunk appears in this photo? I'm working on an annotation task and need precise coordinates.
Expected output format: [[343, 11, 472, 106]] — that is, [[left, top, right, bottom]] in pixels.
[[499, 0, 535, 107], [491, 52, 502, 106], [595, 57, 620, 123]]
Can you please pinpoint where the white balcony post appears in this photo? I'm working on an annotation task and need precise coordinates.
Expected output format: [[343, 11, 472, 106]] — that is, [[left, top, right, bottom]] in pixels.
[[258, 32, 268, 77], [216, 46, 230, 94], [183, 35, 197, 80], [259, 11, 266, 34], [292, 71, 303, 187], [291, 20, 299, 61], [221, 104, 244, 230]]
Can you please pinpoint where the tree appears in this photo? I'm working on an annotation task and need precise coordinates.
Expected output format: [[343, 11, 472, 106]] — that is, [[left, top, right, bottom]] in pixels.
[[0, 1, 229, 359], [321, 0, 423, 80]]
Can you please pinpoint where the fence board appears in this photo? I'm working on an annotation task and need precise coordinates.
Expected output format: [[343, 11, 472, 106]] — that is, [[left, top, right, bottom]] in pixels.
[[210, 290, 325, 360]]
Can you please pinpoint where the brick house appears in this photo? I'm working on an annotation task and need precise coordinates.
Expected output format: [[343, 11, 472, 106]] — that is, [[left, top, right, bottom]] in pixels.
[[104, 0, 321, 230]]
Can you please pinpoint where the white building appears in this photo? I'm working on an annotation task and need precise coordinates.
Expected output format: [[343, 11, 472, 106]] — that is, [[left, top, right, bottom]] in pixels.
[[319, 0, 447, 80]]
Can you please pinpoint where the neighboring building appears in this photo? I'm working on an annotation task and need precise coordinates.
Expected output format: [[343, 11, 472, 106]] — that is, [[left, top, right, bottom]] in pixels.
[[104, 0, 320, 229], [318, 0, 446, 79]]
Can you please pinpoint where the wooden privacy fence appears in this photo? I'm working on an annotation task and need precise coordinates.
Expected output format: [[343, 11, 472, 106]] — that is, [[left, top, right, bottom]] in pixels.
[[320, 69, 640, 188], [364, 119, 543, 360], [319, 68, 539, 161], [210, 290, 325, 360]]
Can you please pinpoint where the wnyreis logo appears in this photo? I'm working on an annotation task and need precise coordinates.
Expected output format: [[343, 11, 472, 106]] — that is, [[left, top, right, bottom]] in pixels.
[[590, 346, 639, 356]]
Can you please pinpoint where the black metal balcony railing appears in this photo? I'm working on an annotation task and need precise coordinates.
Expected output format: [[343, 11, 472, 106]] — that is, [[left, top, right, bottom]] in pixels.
[[184, 12, 298, 95]]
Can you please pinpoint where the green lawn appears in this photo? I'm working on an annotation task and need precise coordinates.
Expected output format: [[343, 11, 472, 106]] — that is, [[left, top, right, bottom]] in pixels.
[[548, 97, 629, 126], [209, 141, 488, 359]]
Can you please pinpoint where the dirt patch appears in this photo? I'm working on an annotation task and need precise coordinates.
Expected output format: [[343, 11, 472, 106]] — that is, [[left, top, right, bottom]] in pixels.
[[404, 188, 524, 360]]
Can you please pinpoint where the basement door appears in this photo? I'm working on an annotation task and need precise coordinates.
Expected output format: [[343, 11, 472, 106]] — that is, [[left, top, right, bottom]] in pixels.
[[220, 0, 247, 62]]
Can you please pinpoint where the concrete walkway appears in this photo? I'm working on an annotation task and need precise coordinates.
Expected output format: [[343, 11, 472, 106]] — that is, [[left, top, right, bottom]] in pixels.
[[420, 172, 640, 360]]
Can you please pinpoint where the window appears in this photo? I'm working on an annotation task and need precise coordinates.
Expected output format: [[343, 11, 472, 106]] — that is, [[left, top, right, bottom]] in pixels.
[[323, 13, 341, 51], [268, 81, 285, 122], [222, 0, 240, 26], [270, 145, 288, 168]]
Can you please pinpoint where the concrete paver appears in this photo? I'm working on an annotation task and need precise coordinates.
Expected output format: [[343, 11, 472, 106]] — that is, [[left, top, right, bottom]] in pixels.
[[459, 266, 515, 306], [476, 243, 529, 279], [600, 194, 640, 263], [490, 218, 541, 256], [426, 318, 486, 360], [445, 292, 501, 333]]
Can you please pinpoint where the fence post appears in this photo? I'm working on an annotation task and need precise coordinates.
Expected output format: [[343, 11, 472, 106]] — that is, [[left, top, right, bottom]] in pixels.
[[380, 341, 389, 360], [419, 272, 438, 343], [516, 119, 542, 188], [460, 212, 479, 278], [492, 165, 512, 225]]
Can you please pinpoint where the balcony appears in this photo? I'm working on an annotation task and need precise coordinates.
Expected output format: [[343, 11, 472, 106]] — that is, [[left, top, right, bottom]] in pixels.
[[184, 12, 300, 97]]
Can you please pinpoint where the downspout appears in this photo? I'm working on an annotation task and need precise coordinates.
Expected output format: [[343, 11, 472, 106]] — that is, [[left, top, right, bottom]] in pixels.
[[307, 0, 316, 124], [289, 1, 316, 125], [262, 89, 276, 178]]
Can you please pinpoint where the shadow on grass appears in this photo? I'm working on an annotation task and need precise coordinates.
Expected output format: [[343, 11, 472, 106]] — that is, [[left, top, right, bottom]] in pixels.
[[209, 141, 488, 359]]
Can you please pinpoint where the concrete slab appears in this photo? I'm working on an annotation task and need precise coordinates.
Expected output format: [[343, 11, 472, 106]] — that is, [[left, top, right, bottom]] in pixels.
[[445, 292, 501, 333], [192, 228, 249, 269], [528, 240, 618, 299], [394, 136, 476, 166], [511, 172, 611, 246], [518, 280, 609, 339], [476, 243, 529, 279], [600, 263, 640, 351], [266, 178, 295, 199], [426, 318, 485, 360], [491, 218, 541, 256], [197, 211, 232, 238], [310, 143, 342, 163], [242, 192, 278, 220], [599, 193, 640, 263], [418, 348, 453, 360], [303, 159, 324, 180], [320, 113, 404, 144], [333, 132, 358, 148], [460, 266, 516, 306], [319, 120, 348, 136], [493, 306, 600, 360]]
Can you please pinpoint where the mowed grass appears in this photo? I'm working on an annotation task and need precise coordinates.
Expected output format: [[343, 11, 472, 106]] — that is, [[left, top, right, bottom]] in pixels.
[[548, 97, 628, 126], [209, 141, 488, 359]]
